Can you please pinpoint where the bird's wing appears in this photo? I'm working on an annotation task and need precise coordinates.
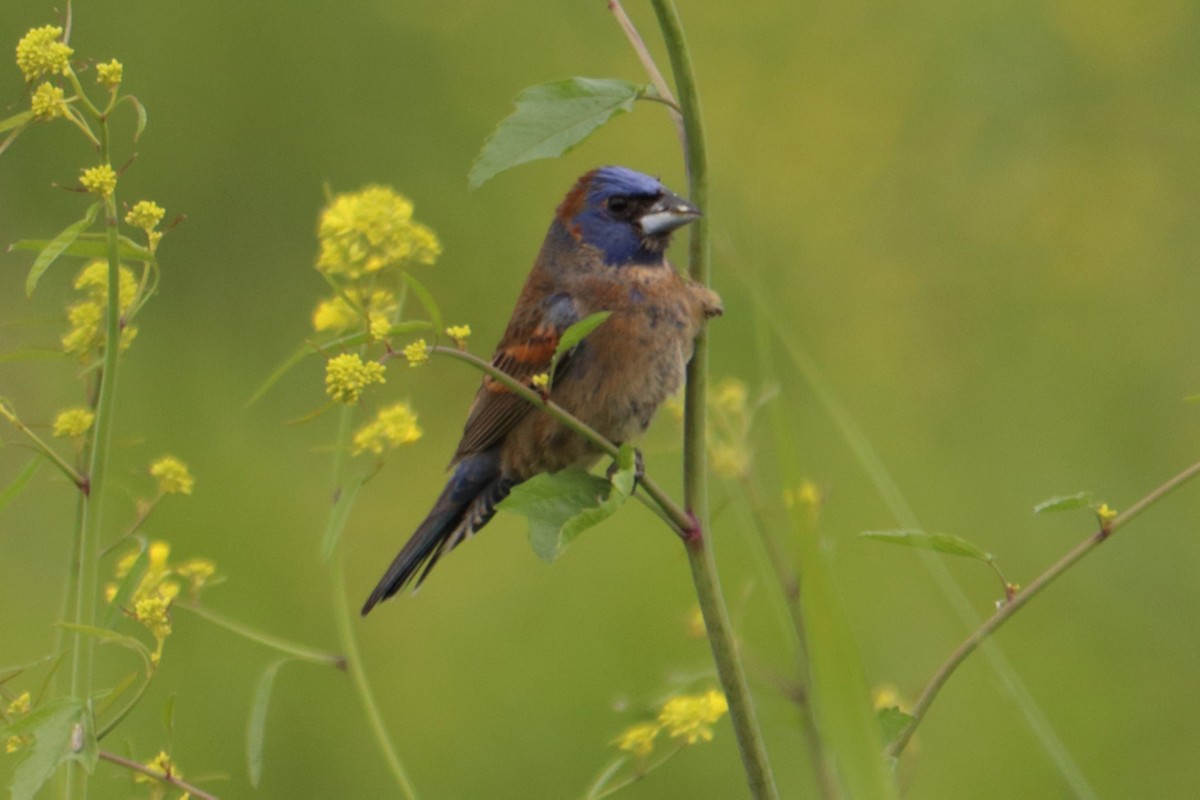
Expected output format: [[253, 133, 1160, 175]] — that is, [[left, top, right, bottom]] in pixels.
[[452, 291, 581, 462]]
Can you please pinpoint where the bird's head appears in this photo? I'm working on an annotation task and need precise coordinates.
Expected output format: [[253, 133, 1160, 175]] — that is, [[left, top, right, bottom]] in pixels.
[[556, 166, 701, 266]]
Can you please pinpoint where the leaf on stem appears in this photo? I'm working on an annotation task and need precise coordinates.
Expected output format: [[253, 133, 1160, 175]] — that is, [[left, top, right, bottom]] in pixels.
[[1033, 491, 1094, 515], [0, 110, 34, 135], [247, 658, 292, 787], [5, 696, 97, 800], [469, 78, 649, 189], [501, 444, 637, 563], [11, 233, 153, 262], [549, 311, 611, 386], [57, 623, 152, 667], [862, 529, 993, 562], [24, 202, 102, 297], [876, 706, 914, 749], [400, 271, 443, 340], [0, 457, 41, 512]]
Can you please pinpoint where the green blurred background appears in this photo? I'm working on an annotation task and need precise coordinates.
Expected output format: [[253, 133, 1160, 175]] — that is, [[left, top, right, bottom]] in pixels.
[[3, 0, 1199, 797]]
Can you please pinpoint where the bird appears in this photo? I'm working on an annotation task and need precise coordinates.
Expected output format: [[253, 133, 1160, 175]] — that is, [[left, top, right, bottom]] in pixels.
[[361, 166, 722, 615]]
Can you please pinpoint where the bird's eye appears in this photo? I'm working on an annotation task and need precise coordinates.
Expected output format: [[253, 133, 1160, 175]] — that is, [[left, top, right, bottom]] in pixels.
[[606, 196, 630, 215]]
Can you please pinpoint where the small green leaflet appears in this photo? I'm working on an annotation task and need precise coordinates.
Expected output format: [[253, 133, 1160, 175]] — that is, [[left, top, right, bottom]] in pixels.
[[500, 444, 637, 562], [469, 78, 649, 190], [1033, 491, 1094, 515], [548, 311, 611, 387], [862, 529, 993, 563], [320, 478, 363, 560], [401, 271, 443, 339], [0, 457, 41, 512], [5, 696, 97, 800], [24, 203, 102, 297], [11, 233, 153, 262], [876, 706, 915, 748], [0, 109, 34, 134], [247, 658, 293, 787]]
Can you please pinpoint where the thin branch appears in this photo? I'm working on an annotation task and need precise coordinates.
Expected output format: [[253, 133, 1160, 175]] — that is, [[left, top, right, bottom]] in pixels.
[[888, 458, 1200, 757], [607, 0, 686, 151], [98, 750, 219, 800]]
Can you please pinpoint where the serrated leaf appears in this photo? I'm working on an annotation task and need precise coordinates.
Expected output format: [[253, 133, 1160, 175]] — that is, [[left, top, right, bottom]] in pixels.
[[401, 271, 443, 339], [246, 658, 292, 787], [6, 696, 97, 800], [862, 529, 993, 562], [10, 233, 153, 261], [0, 457, 41, 512], [501, 445, 635, 562], [877, 706, 915, 748], [469, 78, 647, 189], [320, 478, 362, 560], [0, 109, 34, 134], [25, 203, 102, 297], [1033, 491, 1094, 515]]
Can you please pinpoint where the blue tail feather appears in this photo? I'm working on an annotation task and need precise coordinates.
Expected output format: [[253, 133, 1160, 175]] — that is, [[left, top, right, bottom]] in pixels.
[[361, 450, 513, 615]]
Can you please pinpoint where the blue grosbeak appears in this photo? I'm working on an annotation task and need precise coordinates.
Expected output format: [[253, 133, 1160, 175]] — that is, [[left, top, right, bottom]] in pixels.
[[362, 166, 721, 614]]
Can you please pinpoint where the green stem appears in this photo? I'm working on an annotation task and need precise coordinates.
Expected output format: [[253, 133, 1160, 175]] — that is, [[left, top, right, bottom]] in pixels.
[[887, 458, 1200, 757], [649, 3, 778, 797], [97, 750, 218, 800], [326, 401, 418, 798], [177, 603, 346, 669], [332, 548, 418, 798], [67, 99, 123, 800], [0, 405, 86, 488]]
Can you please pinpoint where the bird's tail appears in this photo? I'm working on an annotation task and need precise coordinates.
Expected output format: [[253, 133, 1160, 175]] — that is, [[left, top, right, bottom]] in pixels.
[[361, 450, 515, 615]]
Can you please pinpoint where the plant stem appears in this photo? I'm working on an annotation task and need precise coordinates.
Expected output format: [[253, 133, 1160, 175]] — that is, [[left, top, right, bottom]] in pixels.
[[326, 402, 418, 798], [649, 3, 778, 797], [66, 99, 123, 800], [97, 750, 218, 800], [887, 458, 1200, 757]]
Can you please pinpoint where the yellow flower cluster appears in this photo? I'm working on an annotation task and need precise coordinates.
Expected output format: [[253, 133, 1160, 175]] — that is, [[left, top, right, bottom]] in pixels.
[[125, 200, 165, 231], [352, 402, 423, 455], [530, 372, 550, 390], [80, 163, 117, 197], [4, 693, 32, 753], [61, 260, 140, 360], [445, 324, 471, 347], [30, 81, 66, 119], [783, 480, 822, 510], [402, 339, 429, 367], [316, 186, 441, 279], [613, 688, 729, 759], [134, 750, 181, 786], [707, 377, 753, 479], [150, 455, 195, 495], [52, 407, 95, 438], [311, 288, 398, 334], [106, 540, 217, 662], [325, 353, 386, 403], [95, 58, 123, 89], [15, 25, 73, 82]]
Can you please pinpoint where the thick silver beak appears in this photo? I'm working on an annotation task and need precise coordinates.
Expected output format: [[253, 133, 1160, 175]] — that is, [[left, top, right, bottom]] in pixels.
[[639, 190, 702, 236]]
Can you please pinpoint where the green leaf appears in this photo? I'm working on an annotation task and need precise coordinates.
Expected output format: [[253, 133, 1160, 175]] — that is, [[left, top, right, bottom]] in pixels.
[[10, 233, 153, 262], [501, 445, 636, 562], [320, 478, 363, 560], [549, 311, 611, 385], [125, 95, 148, 142], [246, 658, 292, 788], [6, 696, 97, 800], [1033, 491, 1094, 515], [94, 670, 141, 719], [877, 706, 915, 748], [57, 623, 152, 665], [401, 271, 443, 339], [0, 457, 41, 512], [0, 110, 34, 134], [24, 203, 102, 297], [469, 78, 647, 189], [862, 529, 993, 562], [102, 539, 148, 629]]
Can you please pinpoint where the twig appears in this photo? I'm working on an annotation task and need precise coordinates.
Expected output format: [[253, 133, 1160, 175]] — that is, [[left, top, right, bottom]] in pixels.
[[607, 0, 686, 150], [887, 458, 1200, 757], [98, 750, 219, 800]]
